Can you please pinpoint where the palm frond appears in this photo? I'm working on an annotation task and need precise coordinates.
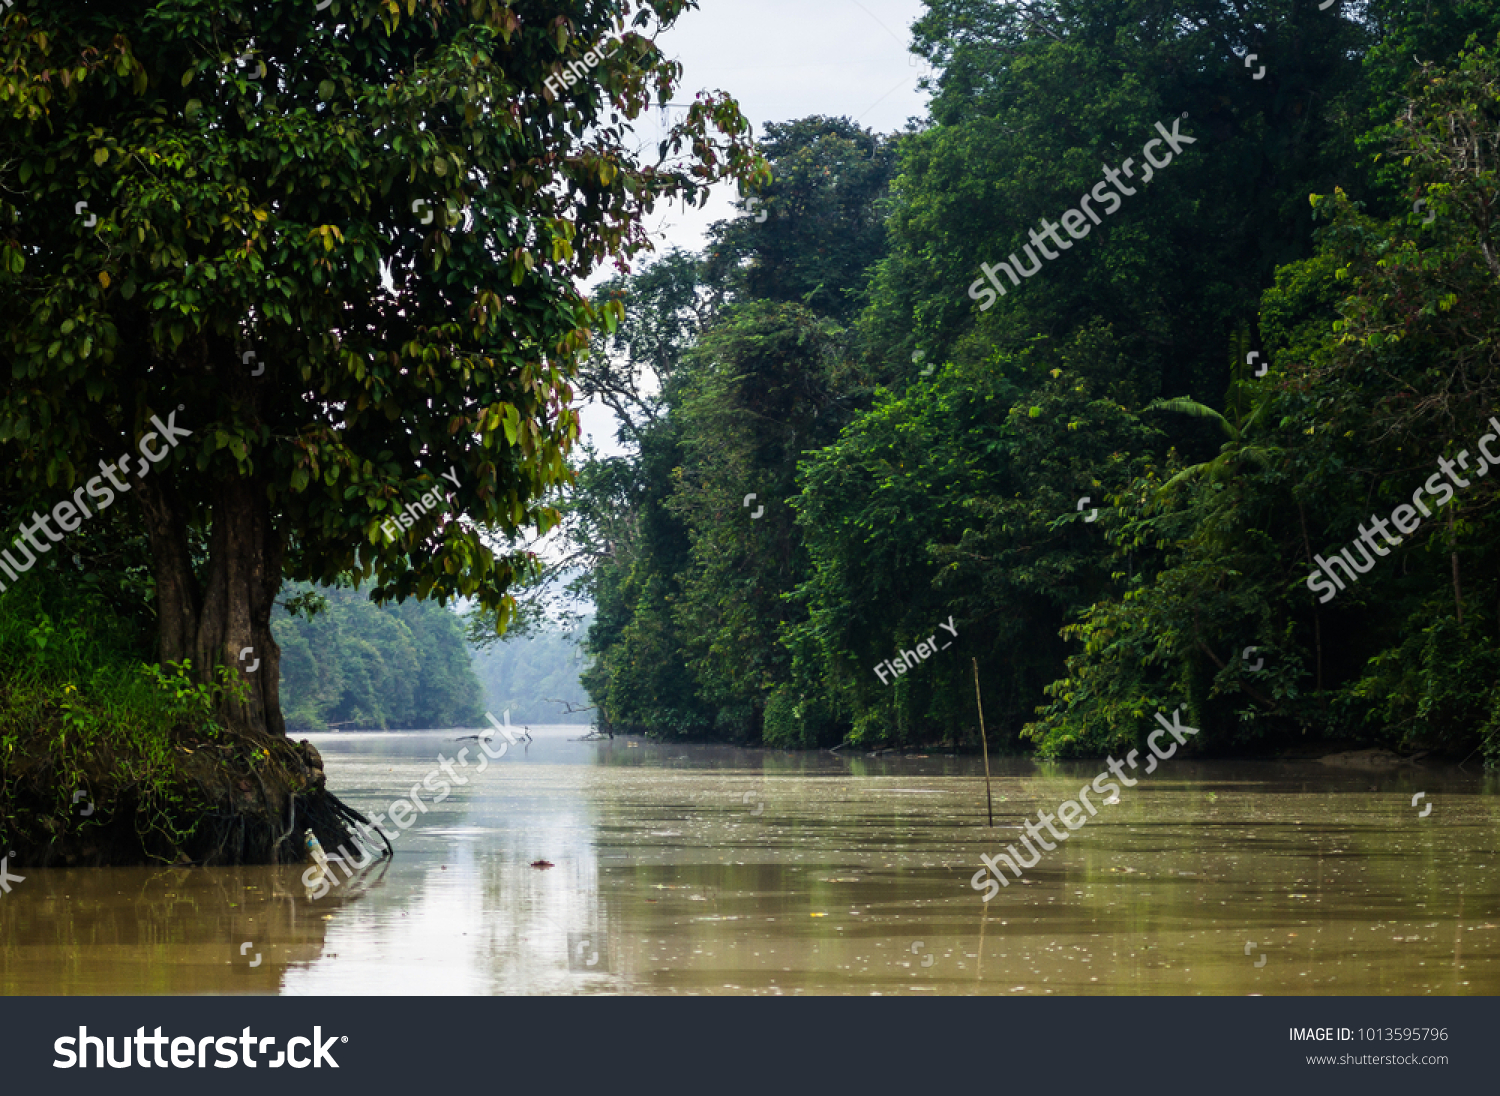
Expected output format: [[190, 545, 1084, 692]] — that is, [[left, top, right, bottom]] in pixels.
[[1235, 446, 1278, 471], [1144, 396, 1233, 438], [1155, 463, 1209, 494]]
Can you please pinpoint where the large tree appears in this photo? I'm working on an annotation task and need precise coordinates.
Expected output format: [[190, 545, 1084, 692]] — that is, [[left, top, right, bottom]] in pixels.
[[0, 0, 761, 737]]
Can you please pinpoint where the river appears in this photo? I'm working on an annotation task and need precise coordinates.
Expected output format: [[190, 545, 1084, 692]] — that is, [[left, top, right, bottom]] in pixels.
[[3, 726, 1497, 995]]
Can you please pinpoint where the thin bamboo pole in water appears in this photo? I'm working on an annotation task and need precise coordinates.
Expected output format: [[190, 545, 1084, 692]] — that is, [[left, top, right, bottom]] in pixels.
[[973, 657, 993, 827]]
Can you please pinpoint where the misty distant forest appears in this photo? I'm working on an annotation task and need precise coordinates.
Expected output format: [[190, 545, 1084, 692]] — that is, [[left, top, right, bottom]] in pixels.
[[271, 585, 590, 730]]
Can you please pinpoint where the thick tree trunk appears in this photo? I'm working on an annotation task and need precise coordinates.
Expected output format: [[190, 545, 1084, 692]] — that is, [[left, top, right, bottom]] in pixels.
[[133, 474, 199, 663], [135, 471, 286, 738]]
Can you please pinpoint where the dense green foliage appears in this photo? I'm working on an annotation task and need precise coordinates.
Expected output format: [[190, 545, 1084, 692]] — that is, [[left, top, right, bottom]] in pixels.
[[572, 1, 1500, 765], [0, 574, 227, 853], [273, 584, 485, 731], [0, 0, 763, 738]]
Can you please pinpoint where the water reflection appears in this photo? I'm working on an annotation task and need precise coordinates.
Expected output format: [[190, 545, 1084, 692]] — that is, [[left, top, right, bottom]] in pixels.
[[0, 859, 380, 994], [2, 727, 1498, 995]]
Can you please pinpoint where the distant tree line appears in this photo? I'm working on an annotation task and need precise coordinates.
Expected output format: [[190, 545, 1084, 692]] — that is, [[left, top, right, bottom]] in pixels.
[[274, 584, 485, 731]]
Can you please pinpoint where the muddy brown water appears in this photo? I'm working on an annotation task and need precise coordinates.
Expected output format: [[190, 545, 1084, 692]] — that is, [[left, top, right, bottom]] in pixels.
[[3, 727, 1498, 995]]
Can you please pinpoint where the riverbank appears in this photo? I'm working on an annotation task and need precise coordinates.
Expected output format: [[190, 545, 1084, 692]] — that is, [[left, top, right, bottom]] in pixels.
[[0, 580, 357, 867], [589, 729, 1468, 769]]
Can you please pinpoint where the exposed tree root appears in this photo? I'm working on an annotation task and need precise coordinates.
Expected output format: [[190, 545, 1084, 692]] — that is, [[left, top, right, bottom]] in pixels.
[[0, 727, 365, 868]]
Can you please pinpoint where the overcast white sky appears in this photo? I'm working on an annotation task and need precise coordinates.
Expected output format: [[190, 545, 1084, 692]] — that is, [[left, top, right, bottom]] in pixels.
[[576, 0, 933, 450]]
